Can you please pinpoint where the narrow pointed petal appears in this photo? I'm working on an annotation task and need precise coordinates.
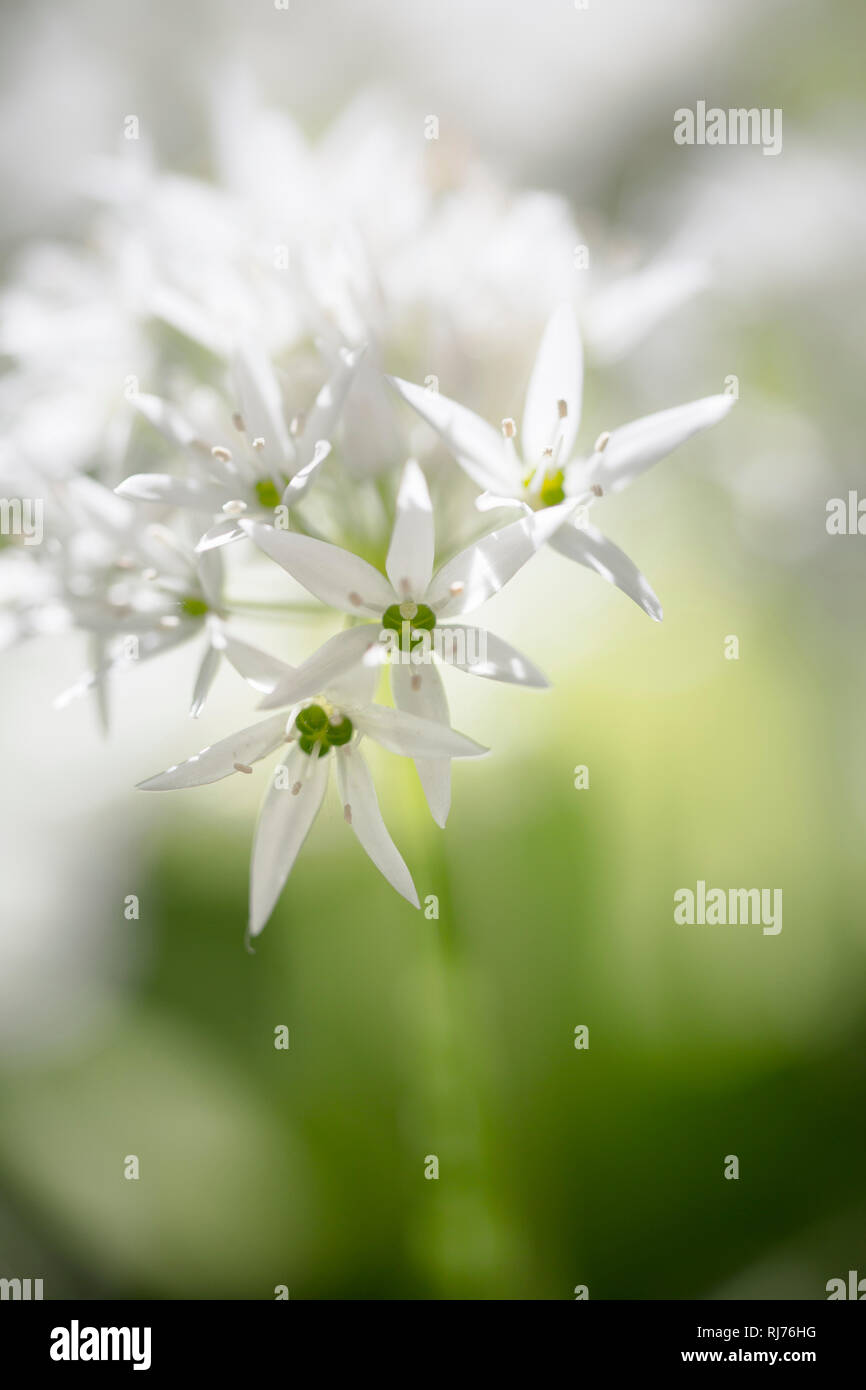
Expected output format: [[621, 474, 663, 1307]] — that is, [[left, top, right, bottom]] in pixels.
[[241, 522, 394, 617], [115, 474, 228, 510], [296, 345, 365, 456], [388, 376, 520, 494], [232, 342, 292, 472], [549, 519, 663, 621], [190, 643, 221, 717], [195, 517, 247, 552], [212, 626, 292, 693], [390, 661, 451, 827], [350, 701, 487, 759], [196, 547, 224, 611], [438, 624, 550, 686], [281, 440, 331, 506], [258, 625, 383, 710], [426, 500, 575, 617], [137, 713, 289, 790], [335, 744, 419, 907], [522, 303, 582, 466], [249, 746, 330, 936], [582, 393, 735, 495], [386, 459, 435, 600]]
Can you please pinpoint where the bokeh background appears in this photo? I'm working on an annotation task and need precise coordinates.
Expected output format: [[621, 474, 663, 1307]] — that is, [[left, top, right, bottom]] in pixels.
[[1, 0, 865, 1300]]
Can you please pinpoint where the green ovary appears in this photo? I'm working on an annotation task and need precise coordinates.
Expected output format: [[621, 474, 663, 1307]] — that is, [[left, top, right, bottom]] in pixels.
[[381, 602, 436, 651], [295, 703, 353, 757], [180, 596, 209, 617], [254, 478, 283, 509]]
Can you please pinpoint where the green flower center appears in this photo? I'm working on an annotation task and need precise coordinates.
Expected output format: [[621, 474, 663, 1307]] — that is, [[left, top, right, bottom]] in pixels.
[[180, 596, 209, 617], [381, 601, 437, 650], [294, 703, 353, 757], [522, 468, 566, 508], [254, 478, 283, 509]]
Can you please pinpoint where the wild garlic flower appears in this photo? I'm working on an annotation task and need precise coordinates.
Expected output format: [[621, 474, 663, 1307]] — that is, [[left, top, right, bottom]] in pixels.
[[140, 654, 487, 935], [390, 304, 734, 621]]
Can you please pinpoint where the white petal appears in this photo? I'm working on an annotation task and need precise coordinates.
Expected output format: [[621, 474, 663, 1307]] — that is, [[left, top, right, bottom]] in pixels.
[[232, 342, 292, 472], [388, 376, 520, 494], [350, 701, 487, 759], [195, 518, 247, 552], [386, 459, 435, 600], [281, 440, 330, 505], [258, 625, 384, 710], [426, 501, 575, 617], [437, 624, 549, 686], [190, 643, 221, 717], [582, 393, 735, 495], [249, 745, 330, 936], [241, 522, 394, 617], [522, 303, 583, 466], [296, 345, 364, 456], [133, 392, 203, 450], [196, 547, 224, 611], [390, 661, 451, 827], [115, 474, 228, 510], [212, 626, 292, 693], [335, 744, 419, 907], [137, 713, 289, 790], [549, 518, 663, 621]]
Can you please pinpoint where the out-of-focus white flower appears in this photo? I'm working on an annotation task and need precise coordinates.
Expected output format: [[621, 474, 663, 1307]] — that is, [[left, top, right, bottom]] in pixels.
[[391, 305, 734, 620], [139, 653, 487, 934], [116, 343, 363, 550]]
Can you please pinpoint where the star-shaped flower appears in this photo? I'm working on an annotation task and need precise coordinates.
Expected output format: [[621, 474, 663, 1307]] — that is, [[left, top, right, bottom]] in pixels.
[[240, 459, 573, 823], [389, 304, 735, 620], [139, 655, 487, 936]]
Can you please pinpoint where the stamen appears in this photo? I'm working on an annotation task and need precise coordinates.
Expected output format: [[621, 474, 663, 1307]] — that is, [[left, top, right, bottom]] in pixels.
[[222, 499, 248, 516], [343, 803, 352, 824], [291, 781, 302, 796], [594, 431, 610, 453], [591, 483, 604, 497], [232, 413, 245, 433], [411, 674, 422, 692], [290, 413, 305, 438], [348, 591, 363, 606], [252, 437, 266, 451], [449, 582, 464, 596], [233, 762, 253, 774], [212, 446, 232, 463], [501, 418, 516, 438], [557, 399, 568, 419]]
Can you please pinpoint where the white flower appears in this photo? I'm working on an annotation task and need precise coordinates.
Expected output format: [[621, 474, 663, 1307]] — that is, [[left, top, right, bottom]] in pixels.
[[389, 304, 735, 621], [240, 460, 572, 823], [115, 343, 363, 551], [138, 655, 487, 936]]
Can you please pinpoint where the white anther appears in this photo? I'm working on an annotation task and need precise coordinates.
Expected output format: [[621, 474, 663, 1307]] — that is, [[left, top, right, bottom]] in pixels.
[[501, 418, 516, 438], [222, 499, 248, 516], [594, 431, 610, 453], [211, 446, 232, 463], [233, 762, 253, 774]]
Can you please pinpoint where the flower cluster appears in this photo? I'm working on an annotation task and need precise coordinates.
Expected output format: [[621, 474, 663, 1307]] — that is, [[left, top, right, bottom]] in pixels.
[[0, 94, 734, 938]]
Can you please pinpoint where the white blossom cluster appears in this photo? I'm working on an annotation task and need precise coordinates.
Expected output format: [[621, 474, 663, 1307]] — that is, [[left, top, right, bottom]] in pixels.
[[0, 93, 734, 938]]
